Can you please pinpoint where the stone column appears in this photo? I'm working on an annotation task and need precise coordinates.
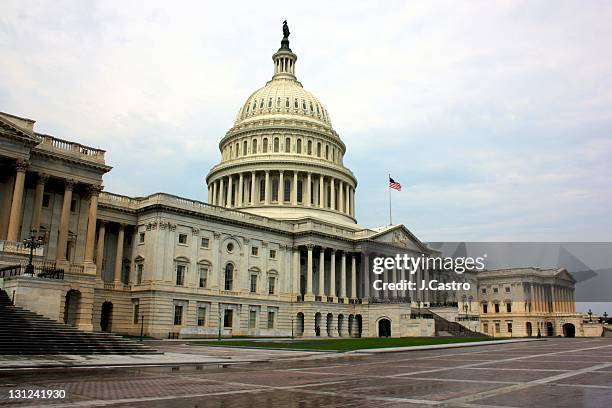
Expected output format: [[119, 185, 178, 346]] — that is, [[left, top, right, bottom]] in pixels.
[[339, 181, 344, 213], [319, 175, 324, 208], [219, 178, 225, 207], [330, 178, 336, 211], [227, 175, 233, 207], [30, 173, 48, 233], [238, 173, 244, 206], [114, 224, 125, 284], [56, 179, 75, 260], [84, 185, 101, 263], [391, 265, 398, 299], [350, 187, 355, 217], [306, 172, 312, 206], [6, 160, 28, 241], [292, 171, 298, 205], [208, 182, 212, 203], [351, 254, 357, 299], [363, 253, 370, 299], [383, 265, 389, 299], [264, 171, 270, 205], [318, 247, 325, 297], [95, 221, 106, 279], [306, 245, 314, 296], [210, 181, 216, 205], [330, 249, 336, 299], [340, 252, 347, 299], [278, 171, 284, 205], [345, 184, 350, 214], [250, 172, 256, 205], [292, 246, 300, 295]]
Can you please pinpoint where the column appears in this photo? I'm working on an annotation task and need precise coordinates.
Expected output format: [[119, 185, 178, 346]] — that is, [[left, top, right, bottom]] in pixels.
[[114, 223, 125, 284], [264, 171, 270, 205], [328, 250, 336, 299], [226, 175, 233, 207], [351, 254, 357, 299], [306, 245, 314, 296], [318, 247, 325, 297], [219, 178, 225, 207], [30, 173, 48, 233], [345, 184, 350, 214], [363, 253, 370, 299], [84, 185, 101, 263], [319, 175, 324, 208], [292, 171, 298, 205], [211, 181, 217, 205], [330, 178, 335, 210], [238, 173, 244, 206], [6, 160, 28, 241], [340, 252, 347, 299], [339, 181, 344, 214], [391, 265, 398, 299], [383, 265, 390, 299], [279, 171, 284, 205], [250, 172, 256, 205], [56, 180, 75, 261], [95, 221, 106, 279], [208, 182, 212, 203], [292, 247, 300, 295], [306, 172, 312, 206], [350, 187, 355, 217]]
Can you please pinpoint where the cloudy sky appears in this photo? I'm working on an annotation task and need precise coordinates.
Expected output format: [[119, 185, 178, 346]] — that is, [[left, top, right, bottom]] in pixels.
[[1, 0, 611, 241]]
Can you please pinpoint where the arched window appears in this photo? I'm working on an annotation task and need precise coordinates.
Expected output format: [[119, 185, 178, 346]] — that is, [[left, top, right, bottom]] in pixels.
[[276, 97, 281, 108], [294, 99, 299, 109], [246, 104, 250, 113], [259, 179, 265, 202], [307, 140, 312, 155], [284, 179, 291, 202], [272, 179, 279, 201], [224, 263, 234, 290], [235, 142, 239, 157], [274, 137, 279, 153], [297, 139, 302, 153], [302, 100, 307, 111], [253, 101, 257, 111], [325, 145, 329, 160], [285, 98, 290, 108], [268, 98, 272, 108], [229, 145, 233, 158], [259, 99, 264, 109], [285, 137, 291, 153], [263, 138, 268, 153], [243, 140, 248, 155], [252, 139, 258, 153], [317, 142, 321, 157]]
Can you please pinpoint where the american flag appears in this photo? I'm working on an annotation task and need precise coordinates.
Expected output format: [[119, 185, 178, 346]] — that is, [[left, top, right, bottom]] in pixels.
[[389, 176, 401, 191]]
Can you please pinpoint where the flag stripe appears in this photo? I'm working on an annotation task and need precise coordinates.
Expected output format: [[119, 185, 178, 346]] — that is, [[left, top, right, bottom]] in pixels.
[[389, 176, 401, 191]]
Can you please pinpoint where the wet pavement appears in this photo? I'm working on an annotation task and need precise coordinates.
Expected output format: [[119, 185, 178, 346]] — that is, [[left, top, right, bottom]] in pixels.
[[1, 338, 612, 407]]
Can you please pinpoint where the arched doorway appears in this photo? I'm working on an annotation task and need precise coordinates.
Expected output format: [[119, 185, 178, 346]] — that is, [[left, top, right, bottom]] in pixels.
[[378, 318, 391, 337], [337, 314, 344, 337], [348, 314, 354, 337], [526, 322, 533, 337], [326, 313, 333, 336], [296, 312, 304, 337], [314, 312, 322, 336], [100, 301, 113, 332], [546, 322, 554, 337], [63, 290, 81, 327], [563, 323, 576, 338], [356, 314, 363, 338]]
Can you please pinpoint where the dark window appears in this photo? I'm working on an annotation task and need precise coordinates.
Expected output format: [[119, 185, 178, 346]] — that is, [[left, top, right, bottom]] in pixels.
[[251, 246, 259, 256], [296, 139, 302, 153], [176, 265, 185, 286], [285, 137, 290, 153], [262, 138, 268, 153], [483, 304, 488, 314], [133, 303, 139, 324], [250, 275, 257, 293], [506, 303, 512, 313], [249, 310, 257, 328], [494, 303, 500, 313], [259, 179, 265, 202], [199, 267, 208, 288], [297, 180, 303, 203], [268, 277, 276, 294], [267, 311, 275, 328], [197, 307, 206, 326], [178, 233, 187, 244], [481, 288, 486, 294], [42, 194, 51, 208], [505, 287, 511, 293], [139, 232, 145, 243], [224, 264, 233, 290], [284, 180, 291, 202], [269, 249, 276, 259], [493, 287, 499, 294], [272, 179, 278, 201], [201, 237, 209, 248], [223, 309, 233, 327], [136, 263, 143, 284], [507, 322, 513, 333], [495, 322, 500, 333], [70, 199, 77, 212], [274, 138, 279, 152], [227, 242, 234, 252], [174, 305, 183, 325], [252, 139, 258, 153]]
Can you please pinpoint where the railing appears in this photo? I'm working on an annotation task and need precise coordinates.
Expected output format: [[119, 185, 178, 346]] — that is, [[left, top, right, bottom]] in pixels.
[[368, 296, 412, 304], [0, 240, 44, 257], [35, 133, 106, 163], [429, 302, 459, 308], [0, 264, 64, 280]]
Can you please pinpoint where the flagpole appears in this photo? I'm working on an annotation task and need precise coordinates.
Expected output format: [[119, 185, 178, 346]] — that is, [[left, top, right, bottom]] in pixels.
[[388, 173, 392, 225]]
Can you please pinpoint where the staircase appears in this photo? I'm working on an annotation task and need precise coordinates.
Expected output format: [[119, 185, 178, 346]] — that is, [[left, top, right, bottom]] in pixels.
[[429, 311, 489, 338], [0, 289, 159, 355]]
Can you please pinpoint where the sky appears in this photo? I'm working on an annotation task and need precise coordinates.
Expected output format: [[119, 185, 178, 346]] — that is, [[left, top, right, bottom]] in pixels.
[[1, 0, 611, 242]]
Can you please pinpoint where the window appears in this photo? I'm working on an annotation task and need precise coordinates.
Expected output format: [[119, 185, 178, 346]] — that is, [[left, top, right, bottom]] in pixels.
[[252, 139, 257, 153], [506, 303, 512, 313], [481, 288, 486, 294], [70, 199, 77, 212], [267, 311, 275, 329], [263, 138, 268, 153], [317, 142, 321, 157], [505, 287, 511, 293], [297, 180, 303, 203], [133, 302, 139, 324], [268, 276, 276, 294], [243, 140, 247, 155], [42, 194, 51, 208], [199, 267, 208, 288], [223, 309, 233, 327], [307, 140, 312, 155], [224, 264, 233, 290], [173, 305, 183, 325], [483, 323, 489, 333], [249, 310, 257, 329], [250, 274, 257, 293], [297, 139, 302, 153], [274, 138, 279, 152], [251, 246, 259, 256], [493, 287, 499, 294], [139, 232, 145, 243], [201, 237, 210, 248], [285, 137, 290, 153], [494, 303, 500, 313], [197, 307, 206, 327], [178, 233, 187, 245], [175, 265, 185, 286], [272, 179, 278, 201], [226, 242, 234, 252], [495, 322, 500, 333], [482, 304, 488, 314], [259, 179, 265, 202], [136, 263, 143, 284], [284, 180, 291, 202], [507, 322, 513, 333], [269, 250, 276, 259]]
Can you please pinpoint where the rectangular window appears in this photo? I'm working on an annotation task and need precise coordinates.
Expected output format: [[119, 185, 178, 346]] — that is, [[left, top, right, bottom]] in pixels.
[[267, 311, 275, 329], [268, 277, 275, 295], [506, 303, 512, 313], [197, 307, 206, 326], [173, 305, 183, 325], [133, 303, 139, 324], [250, 275, 257, 293], [495, 322, 500, 333], [42, 193, 51, 208], [251, 246, 259, 256], [201, 237, 210, 248], [199, 267, 208, 288], [507, 322, 513, 333], [483, 304, 488, 314], [494, 303, 500, 313], [481, 288, 486, 294], [505, 287, 511, 293], [70, 199, 77, 212], [223, 309, 233, 327], [178, 233, 187, 244], [176, 265, 185, 286], [269, 249, 276, 259], [493, 287, 499, 294], [139, 232, 145, 243], [249, 310, 257, 329], [483, 323, 489, 333], [136, 264, 143, 284]]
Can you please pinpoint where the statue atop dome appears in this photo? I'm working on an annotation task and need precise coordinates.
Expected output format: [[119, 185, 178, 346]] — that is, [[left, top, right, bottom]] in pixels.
[[281, 20, 291, 49]]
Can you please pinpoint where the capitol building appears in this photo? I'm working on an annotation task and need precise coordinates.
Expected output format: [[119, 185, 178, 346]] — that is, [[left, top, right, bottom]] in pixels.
[[0, 26, 583, 339]]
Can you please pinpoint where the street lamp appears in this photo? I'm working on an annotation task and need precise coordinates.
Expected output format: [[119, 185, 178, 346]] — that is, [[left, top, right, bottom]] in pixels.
[[588, 309, 593, 322], [218, 309, 222, 341], [603, 312, 609, 323], [139, 313, 144, 342], [22, 229, 43, 276], [291, 318, 294, 340], [463, 302, 469, 319]]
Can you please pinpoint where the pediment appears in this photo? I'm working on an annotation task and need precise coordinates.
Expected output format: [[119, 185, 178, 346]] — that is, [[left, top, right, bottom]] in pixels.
[[367, 225, 430, 253]]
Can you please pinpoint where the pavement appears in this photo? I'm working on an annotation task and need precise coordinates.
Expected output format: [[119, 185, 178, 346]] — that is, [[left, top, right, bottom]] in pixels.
[[1, 337, 611, 407]]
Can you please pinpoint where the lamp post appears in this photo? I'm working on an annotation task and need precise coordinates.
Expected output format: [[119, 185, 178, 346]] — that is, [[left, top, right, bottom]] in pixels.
[[291, 318, 294, 340], [603, 312, 609, 324], [463, 302, 469, 319], [588, 309, 593, 322], [218, 308, 222, 341], [139, 313, 144, 342], [22, 229, 43, 276]]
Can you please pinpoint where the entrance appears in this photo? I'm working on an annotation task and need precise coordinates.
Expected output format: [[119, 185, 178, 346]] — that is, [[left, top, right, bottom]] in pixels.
[[563, 323, 576, 338], [100, 301, 113, 332], [546, 321, 554, 337], [526, 322, 533, 337], [63, 290, 81, 327], [378, 318, 391, 337]]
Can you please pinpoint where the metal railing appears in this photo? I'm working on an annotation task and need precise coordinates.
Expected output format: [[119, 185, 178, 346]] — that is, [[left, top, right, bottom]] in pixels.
[[0, 264, 64, 280]]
